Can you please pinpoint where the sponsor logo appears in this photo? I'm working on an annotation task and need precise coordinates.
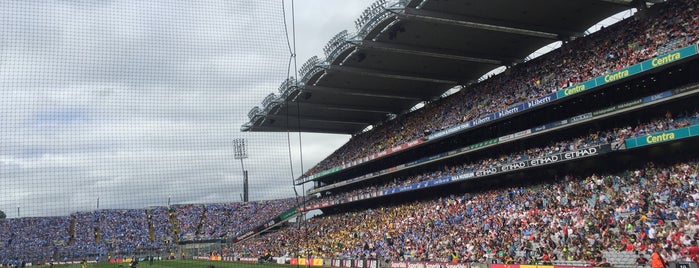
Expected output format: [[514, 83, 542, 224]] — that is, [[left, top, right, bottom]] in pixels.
[[472, 116, 492, 126], [454, 172, 474, 180], [645, 91, 671, 102], [530, 155, 560, 166], [570, 113, 592, 122], [500, 134, 514, 142], [646, 132, 675, 144], [616, 99, 643, 110], [651, 52, 681, 67], [498, 106, 520, 118], [407, 263, 425, 268], [500, 162, 526, 172], [527, 95, 553, 108], [263, 220, 276, 228], [563, 84, 586, 96], [475, 168, 497, 177], [389, 263, 407, 268], [236, 230, 256, 241], [514, 129, 531, 137], [532, 125, 546, 132], [593, 106, 616, 116], [604, 69, 630, 83], [563, 147, 598, 159]]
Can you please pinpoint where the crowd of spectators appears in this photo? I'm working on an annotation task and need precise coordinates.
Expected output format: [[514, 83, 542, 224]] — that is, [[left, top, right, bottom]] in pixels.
[[199, 198, 297, 239], [0, 198, 297, 264], [149, 207, 175, 249], [66, 212, 104, 259], [303, 0, 699, 178], [0, 217, 70, 264], [97, 209, 154, 254], [172, 204, 205, 241], [304, 109, 699, 210], [227, 159, 699, 266]]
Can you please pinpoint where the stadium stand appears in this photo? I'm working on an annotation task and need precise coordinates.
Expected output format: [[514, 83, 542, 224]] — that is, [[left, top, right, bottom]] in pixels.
[[228, 0, 699, 267], [301, 0, 699, 179], [227, 160, 699, 265], [0, 217, 71, 263], [303, 108, 699, 210], [0, 198, 296, 265], [148, 207, 176, 249], [2, 0, 699, 267]]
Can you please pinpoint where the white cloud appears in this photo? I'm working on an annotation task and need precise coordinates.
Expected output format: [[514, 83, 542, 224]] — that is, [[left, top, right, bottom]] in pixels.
[[0, 0, 374, 217]]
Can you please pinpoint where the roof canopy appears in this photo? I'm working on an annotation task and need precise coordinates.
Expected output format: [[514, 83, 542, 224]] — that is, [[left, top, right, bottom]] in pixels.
[[243, 0, 633, 134]]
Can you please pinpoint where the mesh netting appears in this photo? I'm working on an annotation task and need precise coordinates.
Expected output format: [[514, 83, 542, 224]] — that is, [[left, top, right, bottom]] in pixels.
[[0, 0, 294, 217]]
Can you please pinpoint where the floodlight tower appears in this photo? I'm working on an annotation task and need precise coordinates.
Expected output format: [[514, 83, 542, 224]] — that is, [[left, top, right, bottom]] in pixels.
[[233, 138, 249, 202]]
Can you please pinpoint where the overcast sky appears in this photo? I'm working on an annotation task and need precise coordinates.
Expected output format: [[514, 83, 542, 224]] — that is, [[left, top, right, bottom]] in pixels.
[[0, 0, 376, 218], [0, 0, 634, 218]]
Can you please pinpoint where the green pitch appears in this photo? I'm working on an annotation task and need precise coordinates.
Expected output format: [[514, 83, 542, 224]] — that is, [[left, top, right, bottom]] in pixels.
[[56, 260, 285, 268]]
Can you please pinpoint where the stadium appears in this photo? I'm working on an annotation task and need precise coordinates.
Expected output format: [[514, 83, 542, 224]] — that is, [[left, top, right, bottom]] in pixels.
[[1, 0, 699, 267]]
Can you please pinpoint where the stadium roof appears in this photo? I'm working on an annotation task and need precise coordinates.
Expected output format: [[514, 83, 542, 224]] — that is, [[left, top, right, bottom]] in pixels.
[[242, 0, 635, 134]]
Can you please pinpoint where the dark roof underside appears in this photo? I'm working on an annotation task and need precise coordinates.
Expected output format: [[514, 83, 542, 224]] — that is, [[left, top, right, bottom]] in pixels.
[[243, 0, 632, 134]]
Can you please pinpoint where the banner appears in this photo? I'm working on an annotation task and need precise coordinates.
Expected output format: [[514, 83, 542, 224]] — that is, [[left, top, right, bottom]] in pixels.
[[383, 175, 453, 195], [453, 172, 475, 181], [561, 145, 608, 160], [531, 124, 547, 133], [569, 112, 592, 123], [529, 155, 561, 167], [525, 93, 557, 109], [471, 114, 496, 127], [499, 134, 515, 142], [513, 129, 531, 138], [615, 99, 643, 110], [625, 125, 696, 148], [592, 106, 617, 116], [520, 265, 553, 268], [390, 261, 469, 268], [557, 79, 597, 98], [643, 90, 673, 103], [555, 44, 697, 100], [640, 44, 698, 70], [468, 138, 499, 150], [428, 121, 472, 140], [475, 167, 498, 177], [491, 265, 520, 268], [595, 64, 642, 86], [494, 103, 526, 119], [498, 161, 529, 173]]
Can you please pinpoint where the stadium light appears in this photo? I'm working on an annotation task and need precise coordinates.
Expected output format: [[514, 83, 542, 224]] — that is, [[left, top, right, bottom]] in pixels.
[[233, 138, 249, 202]]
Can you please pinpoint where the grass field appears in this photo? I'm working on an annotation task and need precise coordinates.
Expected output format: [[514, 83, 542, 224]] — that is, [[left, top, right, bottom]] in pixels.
[[54, 260, 285, 268]]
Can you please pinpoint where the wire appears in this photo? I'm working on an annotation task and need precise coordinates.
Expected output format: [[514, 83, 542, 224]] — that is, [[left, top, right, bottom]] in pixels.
[[282, 0, 305, 263]]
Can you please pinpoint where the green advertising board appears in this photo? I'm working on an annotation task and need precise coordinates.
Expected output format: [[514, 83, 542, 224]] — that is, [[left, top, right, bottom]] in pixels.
[[595, 64, 643, 86], [556, 79, 597, 99], [279, 207, 296, 220], [625, 125, 697, 148], [640, 45, 698, 70], [467, 138, 498, 150], [556, 44, 698, 99]]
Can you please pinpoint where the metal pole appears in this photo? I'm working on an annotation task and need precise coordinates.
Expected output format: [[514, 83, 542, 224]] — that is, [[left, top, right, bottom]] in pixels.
[[240, 158, 248, 202], [233, 138, 249, 202]]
